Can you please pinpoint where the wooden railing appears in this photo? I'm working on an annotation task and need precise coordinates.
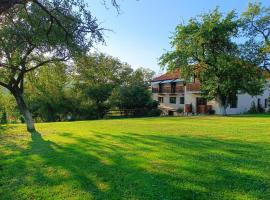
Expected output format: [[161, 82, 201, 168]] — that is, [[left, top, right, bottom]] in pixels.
[[152, 86, 184, 94]]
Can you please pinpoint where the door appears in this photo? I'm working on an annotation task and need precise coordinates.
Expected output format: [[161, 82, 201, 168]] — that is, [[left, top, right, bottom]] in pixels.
[[196, 97, 207, 114]]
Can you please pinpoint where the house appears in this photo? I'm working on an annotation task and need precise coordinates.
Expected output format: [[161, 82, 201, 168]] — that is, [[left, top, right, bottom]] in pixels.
[[151, 70, 270, 115]]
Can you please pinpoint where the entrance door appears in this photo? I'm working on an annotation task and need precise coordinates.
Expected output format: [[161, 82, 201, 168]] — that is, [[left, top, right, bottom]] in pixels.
[[196, 97, 207, 114]]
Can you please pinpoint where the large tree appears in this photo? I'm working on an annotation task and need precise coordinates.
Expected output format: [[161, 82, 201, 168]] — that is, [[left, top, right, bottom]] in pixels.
[[160, 9, 265, 115], [241, 2, 270, 72], [0, 2, 105, 131], [0, 0, 119, 15]]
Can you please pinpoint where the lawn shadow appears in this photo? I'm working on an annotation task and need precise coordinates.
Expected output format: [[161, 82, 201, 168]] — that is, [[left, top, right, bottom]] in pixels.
[[1, 128, 270, 199]]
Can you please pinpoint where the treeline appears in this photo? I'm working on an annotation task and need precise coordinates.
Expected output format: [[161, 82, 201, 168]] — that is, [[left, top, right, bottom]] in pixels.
[[0, 53, 160, 123]]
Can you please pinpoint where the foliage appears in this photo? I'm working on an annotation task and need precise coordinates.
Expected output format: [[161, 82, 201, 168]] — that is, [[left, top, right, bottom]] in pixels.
[[248, 101, 265, 114], [0, 90, 21, 123], [0, 0, 107, 131], [111, 84, 158, 116], [74, 53, 155, 119], [74, 53, 134, 119], [250, 103, 256, 114], [177, 107, 184, 113], [25, 62, 72, 122], [241, 2, 270, 72], [1, 116, 270, 199], [160, 8, 265, 115], [0, 111, 7, 124]]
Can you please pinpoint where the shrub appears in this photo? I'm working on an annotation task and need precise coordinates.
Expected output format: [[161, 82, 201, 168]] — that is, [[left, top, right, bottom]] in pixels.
[[177, 107, 184, 113], [248, 101, 265, 114], [248, 102, 258, 114], [208, 109, 215, 115], [148, 109, 162, 117], [1, 111, 8, 124]]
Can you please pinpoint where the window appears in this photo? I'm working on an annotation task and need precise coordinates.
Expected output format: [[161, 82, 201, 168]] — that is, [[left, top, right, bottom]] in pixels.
[[265, 99, 268, 108], [258, 98, 262, 108], [180, 97, 185, 104], [170, 97, 176, 104], [230, 96, 238, 108], [158, 97, 164, 103]]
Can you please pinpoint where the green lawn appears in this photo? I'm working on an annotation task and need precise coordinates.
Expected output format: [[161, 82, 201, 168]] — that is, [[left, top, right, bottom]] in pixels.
[[1, 116, 270, 200]]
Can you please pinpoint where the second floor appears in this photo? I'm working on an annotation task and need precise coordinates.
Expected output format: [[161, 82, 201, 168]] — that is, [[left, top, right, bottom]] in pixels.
[[151, 70, 201, 94]]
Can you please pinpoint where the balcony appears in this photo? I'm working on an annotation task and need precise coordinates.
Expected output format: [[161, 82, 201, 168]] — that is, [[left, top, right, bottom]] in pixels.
[[152, 86, 184, 94], [186, 83, 201, 92]]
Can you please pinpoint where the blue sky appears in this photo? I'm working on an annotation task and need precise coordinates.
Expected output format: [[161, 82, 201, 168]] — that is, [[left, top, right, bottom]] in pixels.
[[88, 0, 269, 74]]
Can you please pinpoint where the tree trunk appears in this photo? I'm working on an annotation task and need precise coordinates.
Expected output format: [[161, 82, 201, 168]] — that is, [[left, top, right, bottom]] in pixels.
[[217, 95, 227, 116], [219, 104, 227, 116], [12, 89, 36, 132]]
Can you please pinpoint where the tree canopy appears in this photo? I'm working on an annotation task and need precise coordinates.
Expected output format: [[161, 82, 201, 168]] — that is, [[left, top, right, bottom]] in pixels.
[[0, 0, 111, 131], [160, 8, 265, 115], [241, 2, 270, 72]]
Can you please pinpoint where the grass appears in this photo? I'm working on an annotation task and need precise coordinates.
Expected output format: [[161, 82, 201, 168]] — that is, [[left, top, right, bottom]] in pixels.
[[1, 115, 270, 200]]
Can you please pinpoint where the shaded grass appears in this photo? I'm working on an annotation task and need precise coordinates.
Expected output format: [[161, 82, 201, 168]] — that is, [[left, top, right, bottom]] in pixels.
[[0, 115, 270, 199]]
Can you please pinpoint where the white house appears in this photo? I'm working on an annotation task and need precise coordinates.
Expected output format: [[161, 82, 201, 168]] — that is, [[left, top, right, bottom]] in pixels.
[[151, 70, 270, 115]]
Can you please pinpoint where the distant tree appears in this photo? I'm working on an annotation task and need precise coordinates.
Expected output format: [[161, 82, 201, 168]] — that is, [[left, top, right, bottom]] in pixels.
[[74, 53, 133, 119], [130, 68, 155, 86], [0, 2, 105, 131], [241, 2, 270, 72], [111, 84, 158, 116], [160, 9, 265, 115]]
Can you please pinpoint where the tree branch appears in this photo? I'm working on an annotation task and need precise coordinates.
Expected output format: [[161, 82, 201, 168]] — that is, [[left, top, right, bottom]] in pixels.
[[25, 57, 68, 73], [0, 81, 9, 89]]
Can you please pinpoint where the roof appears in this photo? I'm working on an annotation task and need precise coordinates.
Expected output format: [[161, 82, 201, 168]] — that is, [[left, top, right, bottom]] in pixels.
[[151, 69, 180, 82]]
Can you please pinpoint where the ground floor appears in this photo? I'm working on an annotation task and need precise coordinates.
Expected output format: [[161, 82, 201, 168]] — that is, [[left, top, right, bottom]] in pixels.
[[153, 89, 270, 115]]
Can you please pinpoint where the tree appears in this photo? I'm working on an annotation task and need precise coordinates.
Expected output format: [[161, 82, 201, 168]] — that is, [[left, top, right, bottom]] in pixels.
[[130, 67, 155, 86], [74, 53, 133, 119], [0, 2, 104, 131], [111, 84, 158, 116], [0, 0, 120, 15], [159, 9, 265, 115], [241, 2, 270, 72], [25, 62, 71, 122]]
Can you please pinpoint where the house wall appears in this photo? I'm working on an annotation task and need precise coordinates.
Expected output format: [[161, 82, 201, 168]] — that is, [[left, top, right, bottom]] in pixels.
[[209, 85, 270, 115], [152, 81, 270, 115], [152, 82, 185, 115]]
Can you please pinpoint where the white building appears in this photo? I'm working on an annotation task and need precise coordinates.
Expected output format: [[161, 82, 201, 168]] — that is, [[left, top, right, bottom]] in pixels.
[[151, 70, 270, 115]]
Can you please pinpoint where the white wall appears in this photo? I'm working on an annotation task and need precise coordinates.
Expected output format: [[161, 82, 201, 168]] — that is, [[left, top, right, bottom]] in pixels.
[[209, 85, 270, 115], [152, 82, 270, 115]]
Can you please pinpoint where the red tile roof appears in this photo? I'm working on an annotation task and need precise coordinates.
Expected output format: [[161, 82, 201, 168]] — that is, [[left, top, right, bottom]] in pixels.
[[152, 69, 180, 82]]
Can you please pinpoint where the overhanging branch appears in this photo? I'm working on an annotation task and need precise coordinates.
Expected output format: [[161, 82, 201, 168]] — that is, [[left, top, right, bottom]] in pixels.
[[25, 57, 68, 73]]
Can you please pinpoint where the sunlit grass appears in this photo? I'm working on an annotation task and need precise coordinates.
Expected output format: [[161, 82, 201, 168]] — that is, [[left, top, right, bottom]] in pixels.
[[1, 115, 270, 199]]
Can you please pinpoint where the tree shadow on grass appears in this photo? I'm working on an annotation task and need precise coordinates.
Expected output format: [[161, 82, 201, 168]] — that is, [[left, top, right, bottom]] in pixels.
[[1, 129, 270, 199]]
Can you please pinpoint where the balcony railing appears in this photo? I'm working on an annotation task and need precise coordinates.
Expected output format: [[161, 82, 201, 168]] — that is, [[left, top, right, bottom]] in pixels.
[[186, 83, 201, 92], [152, 86, 184, 94]]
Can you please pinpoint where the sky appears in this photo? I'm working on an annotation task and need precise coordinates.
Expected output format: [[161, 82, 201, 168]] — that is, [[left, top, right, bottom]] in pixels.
[[88, 0, 269, 74]]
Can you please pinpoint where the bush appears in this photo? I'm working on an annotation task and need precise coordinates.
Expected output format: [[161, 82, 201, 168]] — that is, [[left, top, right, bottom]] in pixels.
[[148, 109, 162, 117], [1, 112, 7, 124], [248, 102, 257, 114], [208, 109, 215, 115], [177, 107, 184, 113], [248, 101, 265, 114]]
